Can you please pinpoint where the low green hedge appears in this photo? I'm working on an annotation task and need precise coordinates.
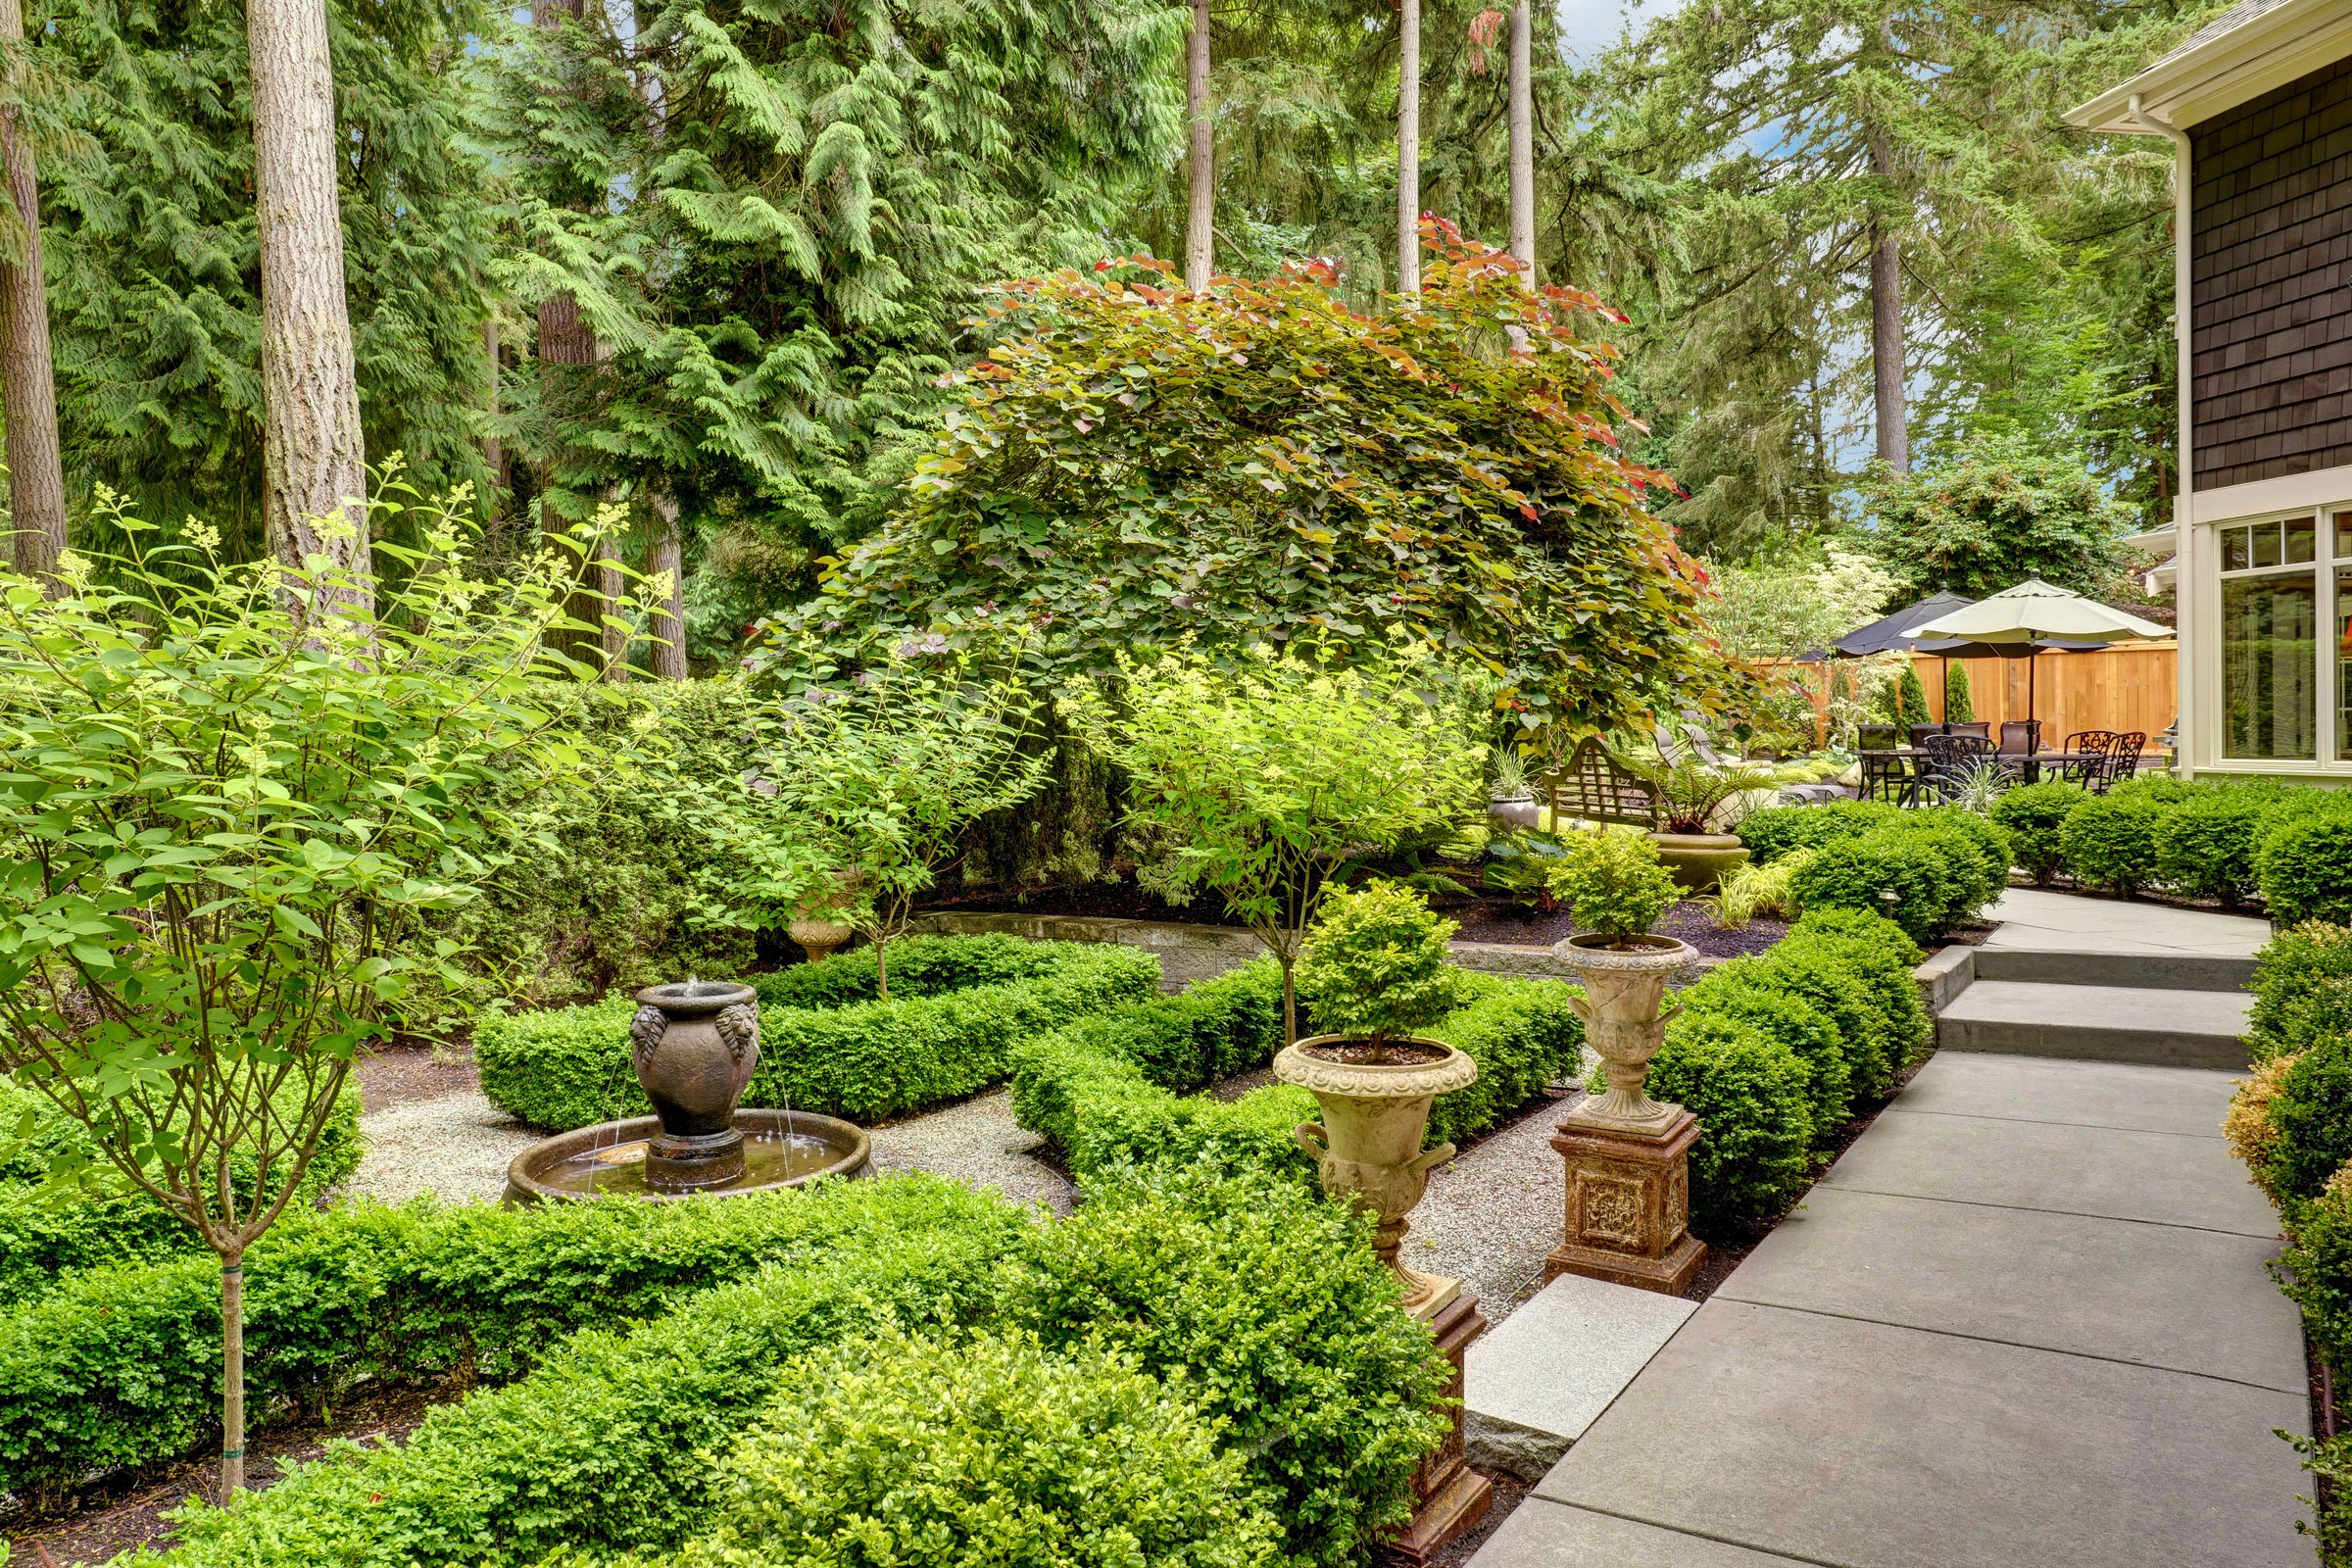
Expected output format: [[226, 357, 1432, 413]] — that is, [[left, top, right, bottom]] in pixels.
[[2250, 1034, 2352, 1213], [2258, 813, 2352, 928], [0, 1078, 365, 1299], [2248, 922, 2352, 1064], [1787, 808, 2005, 943], [0, 1177, 1009, 1503], [476, 936, 1162, 1129], [639, 1327, 1281, 1568], [2150, 789, 2274, 906], [1643, 1010, 1815, 1228], [122, 1168, 1447, 1568], [1680, 965, 1852, 1137], [1735, 801, 1900, 865], [1008, 959, 1585, 1191], [1990, 782, 2086, 885], [2059, 789, 2165, 895]]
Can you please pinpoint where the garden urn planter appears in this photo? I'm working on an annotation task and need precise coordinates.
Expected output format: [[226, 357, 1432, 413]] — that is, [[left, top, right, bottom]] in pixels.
[[629, 980, 762, 1193], [1647, 831, 1749, 893], [1274, 1035, 1479, 1313], [785, 914, 855, 963], [1486, 794, 1540, 832], [1551, 933, 1694, 1136]]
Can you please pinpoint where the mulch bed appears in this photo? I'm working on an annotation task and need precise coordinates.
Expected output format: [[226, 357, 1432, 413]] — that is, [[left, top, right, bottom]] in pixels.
[[5, 1383, 449, 1567], [352, 1039, 480, 1113]]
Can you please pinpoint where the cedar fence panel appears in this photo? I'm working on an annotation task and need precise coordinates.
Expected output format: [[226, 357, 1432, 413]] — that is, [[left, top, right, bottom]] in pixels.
[[1773, 640, 2178, 755]]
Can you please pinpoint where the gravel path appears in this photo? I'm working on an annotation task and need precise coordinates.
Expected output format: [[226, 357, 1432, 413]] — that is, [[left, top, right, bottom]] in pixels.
[[869, 1088, 1078, 1214], [348, 1088, 538, 1206], [1403, 1096, 1569, 1325]]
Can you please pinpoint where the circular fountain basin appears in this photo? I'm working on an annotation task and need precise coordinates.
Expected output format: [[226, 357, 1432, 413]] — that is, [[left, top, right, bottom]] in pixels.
[[504, 1108, 871, 1207]]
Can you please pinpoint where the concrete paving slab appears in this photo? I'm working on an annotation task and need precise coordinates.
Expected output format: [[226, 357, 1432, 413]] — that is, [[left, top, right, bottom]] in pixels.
[[1983, 888, 2269, 959], [1535, 1300, 2311, 1568], [1467, 1498, 1812, 1567], [1936, 979, 2250, 1069], [1894, 1051, 2237, 1139], [1819, 1107, 2278, 1236], [1464, 1271, 1697, 1481], [1714, 1186, 2301, 1392]]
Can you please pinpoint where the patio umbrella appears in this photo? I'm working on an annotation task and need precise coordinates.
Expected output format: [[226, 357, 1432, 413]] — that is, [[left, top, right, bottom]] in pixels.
[[1903, 578, 2171, 738]]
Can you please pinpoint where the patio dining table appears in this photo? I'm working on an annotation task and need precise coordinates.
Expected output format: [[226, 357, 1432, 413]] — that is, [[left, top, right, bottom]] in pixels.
[[1858, 747, 2106, 802]]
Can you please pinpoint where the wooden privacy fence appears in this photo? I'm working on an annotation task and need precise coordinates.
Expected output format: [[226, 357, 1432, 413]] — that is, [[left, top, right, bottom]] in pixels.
[[1780, 639, 2179, 752]]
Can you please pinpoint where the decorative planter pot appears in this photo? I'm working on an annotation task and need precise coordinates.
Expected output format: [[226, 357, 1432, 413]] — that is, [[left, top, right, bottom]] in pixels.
[[629, 981, 762, 1193], [1274, 1035, 1479, 1313], [1649, 831, 1749, 893], [1550, 933, 1695, 1135], [1487, 794, 1540, 832], [785, 915, 855, 963]]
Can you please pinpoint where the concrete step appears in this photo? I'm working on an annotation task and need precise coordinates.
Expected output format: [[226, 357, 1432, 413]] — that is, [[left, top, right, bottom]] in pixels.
[[1969, 944, 2257, 993], [1463, 1272, 1695, 1483], [1935, 979, 2251, 1071]]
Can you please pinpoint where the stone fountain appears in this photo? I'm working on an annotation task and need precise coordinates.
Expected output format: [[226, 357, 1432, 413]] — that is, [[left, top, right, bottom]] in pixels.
[[505, 979, 870, 1205]]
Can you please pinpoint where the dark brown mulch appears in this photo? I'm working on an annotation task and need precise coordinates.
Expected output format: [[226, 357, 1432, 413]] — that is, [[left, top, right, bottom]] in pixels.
[[351, 1039, 480, 1113], [5, 1383, 449, 1567], [930, 879, 1254, 927], [1448, 897, 1789, 961], [1423, 1469, 1532, 1567]]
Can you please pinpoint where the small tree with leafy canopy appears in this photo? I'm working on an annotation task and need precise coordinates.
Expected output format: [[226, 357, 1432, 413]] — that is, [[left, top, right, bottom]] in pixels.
[[1065, 649, 1481, 1043], [759, 654, 1050, 998], [1865, 433, 2133, 600], [800, 220, 1726, 740], [0, 484, 610, 1493]]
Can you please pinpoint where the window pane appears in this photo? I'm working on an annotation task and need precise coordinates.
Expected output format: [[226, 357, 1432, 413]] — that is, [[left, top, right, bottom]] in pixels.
[[2226, 527, 2252, 571], [2224, 572, 2319, 760], [2339, 571, 2352, 761], [2338, 513, 2352, 558], [2254, 523, 2284, 568], [2289, 516, 2319, 563]]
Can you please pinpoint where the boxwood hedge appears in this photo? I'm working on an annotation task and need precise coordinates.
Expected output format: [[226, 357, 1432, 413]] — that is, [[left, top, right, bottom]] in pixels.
[[476, 936, 1162, 1129], [1787, 808, 2005, 943]]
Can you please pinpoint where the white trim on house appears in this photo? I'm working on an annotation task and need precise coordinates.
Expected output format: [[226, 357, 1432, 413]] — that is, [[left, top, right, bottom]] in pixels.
[[2069, 0, 2352, 132], [2191, 465, 2352, 523]]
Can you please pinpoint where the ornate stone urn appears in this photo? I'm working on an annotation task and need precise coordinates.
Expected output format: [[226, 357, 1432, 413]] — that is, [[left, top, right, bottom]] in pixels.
[[1554, 933, 1693, 1134], [629, 980, 762, 1193], [785, 873, 860, 962], [1274, 1035, 1479, 1313]]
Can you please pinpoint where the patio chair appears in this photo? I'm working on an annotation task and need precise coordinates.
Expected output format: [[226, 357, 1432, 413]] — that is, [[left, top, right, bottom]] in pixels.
[[1949, 720, 1992, 741], [2055, 730, 2118, 790], [1676, 709, 1733, 770], [1919, 732, 1997, 803], [1996, 719, 2042, 758], [1908, 723, 1943, 749], [2096, 732, 2146, 794]]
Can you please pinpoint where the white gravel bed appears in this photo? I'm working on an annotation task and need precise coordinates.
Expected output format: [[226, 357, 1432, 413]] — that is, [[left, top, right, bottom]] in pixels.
[[348, 1089, 538, 1206], [868, 1087, 1077, 1214], [1402, 1096, 1569, 1325]]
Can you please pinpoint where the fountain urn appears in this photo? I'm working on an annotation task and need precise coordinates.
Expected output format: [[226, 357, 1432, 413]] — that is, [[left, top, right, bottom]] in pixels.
[[630, 980, 762, 1193]]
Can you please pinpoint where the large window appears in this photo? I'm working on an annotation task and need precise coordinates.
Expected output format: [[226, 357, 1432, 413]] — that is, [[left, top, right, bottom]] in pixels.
[[2218, 514, 2328, 760]]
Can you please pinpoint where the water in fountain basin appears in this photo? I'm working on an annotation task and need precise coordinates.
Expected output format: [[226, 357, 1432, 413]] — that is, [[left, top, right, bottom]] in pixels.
[[529, 1132, 839, 1198]]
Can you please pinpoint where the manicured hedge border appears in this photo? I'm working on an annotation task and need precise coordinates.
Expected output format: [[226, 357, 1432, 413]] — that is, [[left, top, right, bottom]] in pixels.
[[118, 1170, 1446, 1568], [475, 935, 1162, 1129], [1007, 959, 1587, 1189], [0, 1079, 364, 1300]]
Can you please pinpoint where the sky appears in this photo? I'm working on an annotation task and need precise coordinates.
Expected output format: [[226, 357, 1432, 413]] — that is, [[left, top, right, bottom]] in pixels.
[[1555, 0, 1651, 64]]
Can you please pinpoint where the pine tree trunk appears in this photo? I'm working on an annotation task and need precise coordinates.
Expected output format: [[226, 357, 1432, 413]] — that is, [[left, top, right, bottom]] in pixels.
[[1506, 0, 1535, 291], [220, 1248, 245, 1494], [247, 0, 370, 602], [647, 490, 686, 679], [0, 0, 64, 590], [1396, 0, 1421, 294], [483, 315, 506, 492], [597, 549, 626, 679], [1868, 126, 1905, 473], [1183, 0, 1212, 292]]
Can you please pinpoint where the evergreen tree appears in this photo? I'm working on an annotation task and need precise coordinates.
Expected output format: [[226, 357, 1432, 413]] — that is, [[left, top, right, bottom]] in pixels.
[[30, 0, 496, 558], [1943, 663, 1974, 725], [0, 0, 62, 584], [1893, 664, 1931, 729]]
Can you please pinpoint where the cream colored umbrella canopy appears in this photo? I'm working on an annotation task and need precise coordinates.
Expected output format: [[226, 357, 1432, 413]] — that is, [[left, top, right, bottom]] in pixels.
[[1902, 578, 2171, 744]]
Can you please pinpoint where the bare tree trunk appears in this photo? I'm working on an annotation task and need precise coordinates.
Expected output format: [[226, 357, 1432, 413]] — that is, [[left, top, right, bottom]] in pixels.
[[647, 489, 686, 679], [1506, 0, 1535, 292], [597, 550, 626, 679], [1869, 130, 1905, 473], [0, 0, 64, 590], [483, 315, 507, 492], [1184, 0, 1212, 291], [220, 1248, 245, 1494], [247, 0, 369, 603], [1396, 0, 1421, 294]]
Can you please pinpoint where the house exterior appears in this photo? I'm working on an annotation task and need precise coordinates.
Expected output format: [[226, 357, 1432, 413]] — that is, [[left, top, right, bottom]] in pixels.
[[2073, 0, 2352, 778]]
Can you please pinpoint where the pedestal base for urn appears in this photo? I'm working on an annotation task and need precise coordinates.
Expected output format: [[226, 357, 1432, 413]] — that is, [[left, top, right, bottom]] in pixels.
[[1378, 1284, 1494, 1567], [1545, 1108, 1706, 1296]]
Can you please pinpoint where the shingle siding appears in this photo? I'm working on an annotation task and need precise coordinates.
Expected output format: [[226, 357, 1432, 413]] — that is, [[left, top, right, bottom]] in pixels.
[[2191, 57, 2352, 489]]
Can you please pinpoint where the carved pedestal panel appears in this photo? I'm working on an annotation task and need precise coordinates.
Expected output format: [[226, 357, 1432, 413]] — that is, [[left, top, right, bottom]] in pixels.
[[1544, 1108, 1705, 1296], [1379, 1287, 1494, 1566]]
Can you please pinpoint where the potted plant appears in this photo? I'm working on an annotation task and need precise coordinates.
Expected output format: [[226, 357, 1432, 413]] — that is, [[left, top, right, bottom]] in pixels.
[[1548, 827, 1692, 1134], [1276, 881, 1480, 1311], [1486, 744, 1540, 831], [785, 868, 863, 963], [1635, 758, 1776, 892]]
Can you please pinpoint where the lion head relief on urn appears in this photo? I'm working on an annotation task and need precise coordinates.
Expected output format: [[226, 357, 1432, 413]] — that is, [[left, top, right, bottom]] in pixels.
[[629, 979, 762, 1193]]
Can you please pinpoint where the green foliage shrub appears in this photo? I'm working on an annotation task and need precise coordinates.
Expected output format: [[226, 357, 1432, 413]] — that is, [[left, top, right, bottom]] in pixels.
[[1990, 781, 2086, 885], [2059, 790, 2165, 895], [747, 932, 1078, 1008], [2258, 810, 2352, 928], [1780, 907, 1932, 1082], [2248, 924, 2352, 1064], [1941, 663, 1973, 724], [0, 1079, 364, 1298], [2278, 1173, 2352, 1380], [1740, 945, 1896, 1102], [2150, 789, 2274, 906], [0, 1178, 1018, 1500], [1787, 815, 1995, 943], [1642, 1012, 1815, 1230], [1296, 881, 1466, 1044], [1550, 825, 1680, 944], [1005, 1168, 1449, 1567], [1892, 665, 1933, 728], [2255, 1034, 2352, 1211], [1735, 801, 1900, 865], [1680, 964, 1853, 1139], [476, 937, 1161, 1129], [657, 1328, 1279, 1568], [1704, 849, 1812, 927], [120, 1178, 1028, 1568]]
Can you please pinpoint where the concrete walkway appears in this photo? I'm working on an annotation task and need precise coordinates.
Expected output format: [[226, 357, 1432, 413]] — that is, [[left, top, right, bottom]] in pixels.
[[1473, 1051, 2309, 1568], [1976, 887, 2268, 989]]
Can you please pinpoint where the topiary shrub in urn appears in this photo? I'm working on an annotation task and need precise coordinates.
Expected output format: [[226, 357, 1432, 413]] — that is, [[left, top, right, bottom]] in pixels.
[[1279, 881, 1478, 1312]]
